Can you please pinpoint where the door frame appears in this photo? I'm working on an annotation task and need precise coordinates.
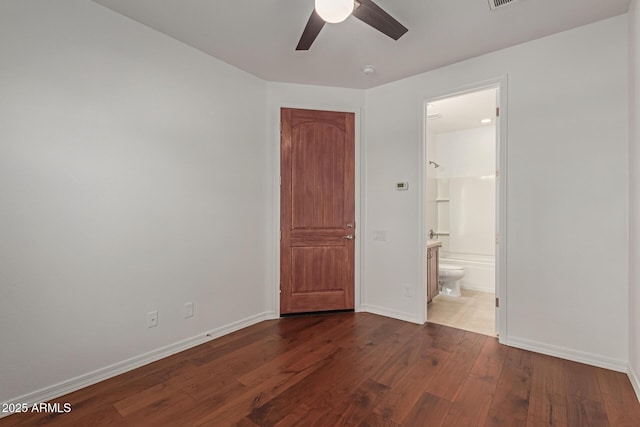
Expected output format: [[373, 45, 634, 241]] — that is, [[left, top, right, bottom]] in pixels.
[[420, 76, 508, 342], [271, 104, 362, 317]]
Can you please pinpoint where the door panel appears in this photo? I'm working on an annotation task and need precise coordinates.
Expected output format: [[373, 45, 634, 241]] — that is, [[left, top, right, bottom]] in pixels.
[[280, 108, 355, 314], [291, 124, 345, 230]]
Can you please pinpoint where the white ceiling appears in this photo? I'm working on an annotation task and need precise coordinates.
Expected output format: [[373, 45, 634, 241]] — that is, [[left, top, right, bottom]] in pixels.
[[92, 0, 630, 89], [428, 88, 497, 134]]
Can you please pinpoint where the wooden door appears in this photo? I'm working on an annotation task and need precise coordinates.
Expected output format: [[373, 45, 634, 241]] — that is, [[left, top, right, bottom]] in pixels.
[[280, 108, 355, 314]]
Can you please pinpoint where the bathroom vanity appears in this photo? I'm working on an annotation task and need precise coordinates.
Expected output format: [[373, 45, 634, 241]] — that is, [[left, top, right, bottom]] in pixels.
[[427, 241, 441, 303]]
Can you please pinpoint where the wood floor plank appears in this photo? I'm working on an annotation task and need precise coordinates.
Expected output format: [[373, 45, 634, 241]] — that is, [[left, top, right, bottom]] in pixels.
[[563, 360, 605, 402], [359, 411, 400, 427], [271, 403, 314, 427], [301, 322, 421, 413], [563, 360, 610, 427], [2, 313, 640, 426], [441, 376, 496, 426], [371, 345, 451, 424], [235, 417, 261, 427], [282, 407, 328, 426], [113, 382, 189, 417], [526, 353, 568, 427], [193, 350, 332, 425], [596, 368, 640, 427], [370, 327, 432, 388], [423, 330, 486, 401], [199, 318, 365, 424], [401, 392, 451, 427], [566, 396, 610, 427], [245, 347, 356, 426], [469, 336, 508, 385], [169, 335, 281, 402], [181, 319, 283, 368], [485, 347, 534, 426], [246, 320, 415, 426], [335, 379, 389, 426], [112, 385, 197, 426]]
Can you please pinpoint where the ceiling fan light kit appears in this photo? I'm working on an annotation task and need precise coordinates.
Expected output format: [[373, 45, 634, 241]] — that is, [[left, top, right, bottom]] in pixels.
[[315, 0, 354, 23], [297, 0, 408, 51]]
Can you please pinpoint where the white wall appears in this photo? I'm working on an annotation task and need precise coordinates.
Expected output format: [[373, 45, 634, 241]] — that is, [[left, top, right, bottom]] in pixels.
[[629, 0, 640, 398], [0, 0, 268, 403], [435, 126, 496, 178], [265, 82, 365, 315], [446, 177, 496, 256], [365, 16, 629, 368], [435, 126, 496, 258]]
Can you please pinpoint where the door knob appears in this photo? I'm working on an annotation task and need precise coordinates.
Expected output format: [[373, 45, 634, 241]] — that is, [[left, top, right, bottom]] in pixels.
[[342, 235, 354, 240], [346, 223, 354, 228]]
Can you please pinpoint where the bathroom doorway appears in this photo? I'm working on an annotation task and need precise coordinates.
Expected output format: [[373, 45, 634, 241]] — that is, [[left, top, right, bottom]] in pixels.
[[424, 84, 505, 338]]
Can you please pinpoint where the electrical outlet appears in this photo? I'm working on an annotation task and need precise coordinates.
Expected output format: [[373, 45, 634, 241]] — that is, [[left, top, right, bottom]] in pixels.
[[184, 302, 194, 319], [147, 310, 158, 328], [373, 231, 386, 241], [403, 286, 414, 298]]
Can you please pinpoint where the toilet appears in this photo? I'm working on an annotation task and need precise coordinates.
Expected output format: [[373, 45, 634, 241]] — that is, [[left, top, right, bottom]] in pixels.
[[438, 264, 465, 297]]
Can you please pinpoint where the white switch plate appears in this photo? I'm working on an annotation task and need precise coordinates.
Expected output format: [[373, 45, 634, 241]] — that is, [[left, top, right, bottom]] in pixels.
[[184, 302, 194, 319], [403, 286, 414, 298], [147, 310, 158, 328], [373, 231, 386, 241], [396, 181, 409, 191]]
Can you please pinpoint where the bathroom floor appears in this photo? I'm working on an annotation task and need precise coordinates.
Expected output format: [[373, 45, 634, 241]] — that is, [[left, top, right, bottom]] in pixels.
[[427, 289, 496, 337]]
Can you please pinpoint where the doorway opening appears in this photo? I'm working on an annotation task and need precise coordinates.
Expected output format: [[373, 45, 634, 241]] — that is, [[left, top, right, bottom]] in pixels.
[[424, 84, 505, 338]]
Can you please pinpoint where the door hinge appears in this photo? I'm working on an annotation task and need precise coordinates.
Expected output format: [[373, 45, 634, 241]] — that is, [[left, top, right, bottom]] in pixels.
[[496, 169, 499, 178], [496, 107, 500, 118], [495, 297, 500, 308], [495, 234, 499, 244], [279, 229, 282, 240], [279, 176, 281, 186]]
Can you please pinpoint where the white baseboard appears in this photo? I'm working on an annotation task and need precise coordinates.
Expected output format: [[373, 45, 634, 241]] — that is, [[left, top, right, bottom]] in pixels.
[[629, 364, 640, 403], [361, 304, 423, 325], [507, 335, 627, 372], [264, 310, 280, 320], [0, 312, 270, 418]]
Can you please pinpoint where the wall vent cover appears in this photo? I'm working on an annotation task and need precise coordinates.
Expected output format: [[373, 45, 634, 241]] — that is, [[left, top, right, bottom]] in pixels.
[[488, 0, 522, 10]]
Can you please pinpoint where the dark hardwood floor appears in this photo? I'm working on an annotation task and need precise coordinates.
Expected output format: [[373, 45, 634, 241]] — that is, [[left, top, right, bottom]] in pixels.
[[2, 313, 640, 426]]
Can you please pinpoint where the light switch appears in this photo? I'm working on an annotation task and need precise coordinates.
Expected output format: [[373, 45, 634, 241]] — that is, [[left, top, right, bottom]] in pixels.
[[396, 181, 409, 191]]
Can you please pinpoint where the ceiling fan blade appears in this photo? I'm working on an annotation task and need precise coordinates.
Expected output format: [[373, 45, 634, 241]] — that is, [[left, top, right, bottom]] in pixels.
[[296, 10, 326, 50], [352, 0, 408, 40]]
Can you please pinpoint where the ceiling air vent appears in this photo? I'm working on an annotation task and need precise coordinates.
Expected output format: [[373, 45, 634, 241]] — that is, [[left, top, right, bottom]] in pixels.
[[488, 0, 522, 10]]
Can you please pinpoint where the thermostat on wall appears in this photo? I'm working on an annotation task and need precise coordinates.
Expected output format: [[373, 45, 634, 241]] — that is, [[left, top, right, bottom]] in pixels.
[[396, 181, 409, 191]]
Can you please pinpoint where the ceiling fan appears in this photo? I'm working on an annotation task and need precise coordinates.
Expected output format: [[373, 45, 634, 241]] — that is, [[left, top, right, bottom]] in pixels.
[[296, 0, 408, 50]]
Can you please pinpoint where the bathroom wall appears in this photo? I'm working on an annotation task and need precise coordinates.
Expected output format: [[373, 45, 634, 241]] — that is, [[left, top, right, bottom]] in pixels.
[[435, 126, 496, 292], [435, 126, 496, 179]]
